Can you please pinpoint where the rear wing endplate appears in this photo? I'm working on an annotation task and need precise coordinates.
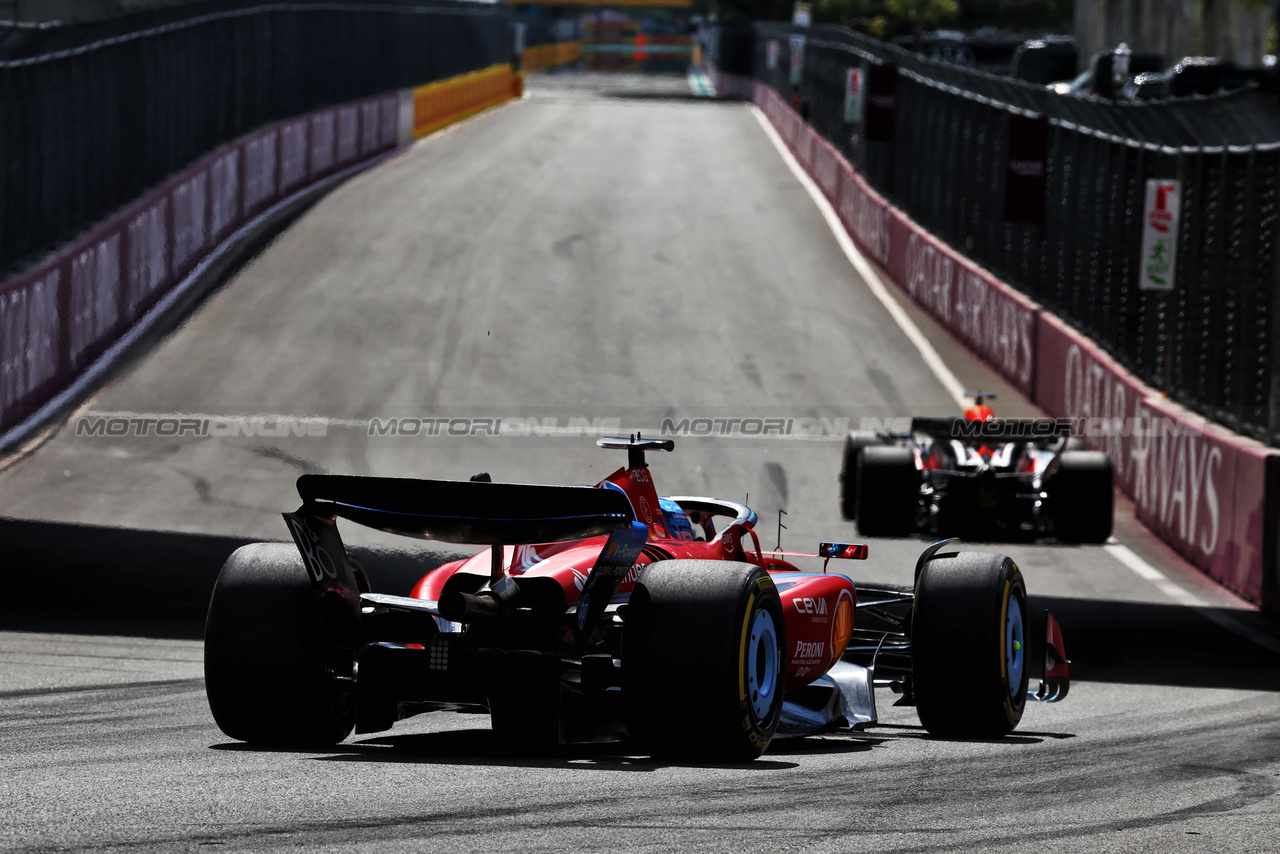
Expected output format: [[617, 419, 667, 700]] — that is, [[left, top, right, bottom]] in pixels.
[[572, 521, 650, 651]]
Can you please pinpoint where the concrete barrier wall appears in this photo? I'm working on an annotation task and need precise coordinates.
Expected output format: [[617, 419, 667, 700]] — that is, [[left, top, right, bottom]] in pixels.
[[1036, 313, 1271, 603], [718, 65, 1278, 610], [1, 66, 525, 449]]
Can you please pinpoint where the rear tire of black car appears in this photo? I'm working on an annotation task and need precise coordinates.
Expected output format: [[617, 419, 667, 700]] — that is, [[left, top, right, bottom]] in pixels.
[[856, 446, 919, 537], [839, 431, 883, 520], [912, 551, 1029, 738], [623, 560, 785, 762], [1052, 451, 1114, 544], [205, 543, 357, 746]]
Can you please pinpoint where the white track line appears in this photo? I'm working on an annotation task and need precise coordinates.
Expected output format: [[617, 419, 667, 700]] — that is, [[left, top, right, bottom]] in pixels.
[[750, 107, 968, 411], [1104, 542, 1203, 607], [752, 104, 1280, 658]]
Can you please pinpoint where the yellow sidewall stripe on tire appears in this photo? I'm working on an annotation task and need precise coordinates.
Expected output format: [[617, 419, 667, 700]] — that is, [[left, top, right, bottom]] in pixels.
[[999, 578, 1017, 724], [998, 579, 1010, 681], [738, 592, 755, 703]]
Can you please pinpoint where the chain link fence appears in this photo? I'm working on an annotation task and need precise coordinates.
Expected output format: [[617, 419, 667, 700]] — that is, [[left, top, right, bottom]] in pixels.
[[742, 21, 1280, 444], [0, 0, 512, 279]]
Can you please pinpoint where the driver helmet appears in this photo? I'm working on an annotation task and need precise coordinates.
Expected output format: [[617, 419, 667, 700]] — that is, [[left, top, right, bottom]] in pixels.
[[659, 498, 695, 541]]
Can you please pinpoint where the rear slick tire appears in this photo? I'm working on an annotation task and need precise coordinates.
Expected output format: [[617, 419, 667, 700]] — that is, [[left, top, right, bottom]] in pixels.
[[839, 431, 883, 520], [1052, 451, 1114, 544], [856, 446, 918, 537], [623, 560, 785, 762], [912, 551, 1029, 738], [204, 543, 357, 747]]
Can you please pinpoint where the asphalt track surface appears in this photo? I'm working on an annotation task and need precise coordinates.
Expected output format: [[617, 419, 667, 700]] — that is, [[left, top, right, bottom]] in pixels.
[[3, 71, 1280, 852]]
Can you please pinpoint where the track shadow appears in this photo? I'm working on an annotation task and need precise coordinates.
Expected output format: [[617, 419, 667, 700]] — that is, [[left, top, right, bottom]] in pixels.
[[767, 735, 886, 755], [868, 722, 1076, 741], [1029, 594, 1280, 692], [212, 729, 801, 771], [0, 517, 464, 638], [4, 518, 1279, 694]]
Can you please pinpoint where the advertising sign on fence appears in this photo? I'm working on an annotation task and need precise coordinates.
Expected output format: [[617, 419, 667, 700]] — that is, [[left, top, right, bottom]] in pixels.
[[865, 63, 896, 141], [844, 68, 864, 123], [789, 35, 805, 85], [1139, 179, 1180, 291], [1004, 113, 1048, 224]]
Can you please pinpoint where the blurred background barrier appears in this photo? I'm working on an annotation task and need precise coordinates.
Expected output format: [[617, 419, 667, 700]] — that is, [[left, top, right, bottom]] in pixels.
[[0, 91, 402, 444], [521, 40, 582, 74], [412, 64, 522, 139], [0, 0, 569, 446], [709, 22, 1280, 449], [0, 0, 514, 280]]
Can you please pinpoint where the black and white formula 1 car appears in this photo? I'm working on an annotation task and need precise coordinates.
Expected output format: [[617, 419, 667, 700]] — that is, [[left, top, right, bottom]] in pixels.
[[840, 396, 1114, 543], [204, 436, 1070, 762]]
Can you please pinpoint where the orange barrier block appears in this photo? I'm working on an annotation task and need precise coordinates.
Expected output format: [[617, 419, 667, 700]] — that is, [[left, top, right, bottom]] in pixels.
[[412, 64, 518, 139], [521, 40, 583, 73]]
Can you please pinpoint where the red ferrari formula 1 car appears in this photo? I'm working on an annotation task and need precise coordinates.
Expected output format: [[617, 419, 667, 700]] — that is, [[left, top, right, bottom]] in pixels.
[[205, 436, 1070, 761]]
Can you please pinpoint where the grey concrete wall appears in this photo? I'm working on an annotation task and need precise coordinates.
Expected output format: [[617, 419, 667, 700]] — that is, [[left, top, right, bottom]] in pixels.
[[1075, 0, 1270, 69]]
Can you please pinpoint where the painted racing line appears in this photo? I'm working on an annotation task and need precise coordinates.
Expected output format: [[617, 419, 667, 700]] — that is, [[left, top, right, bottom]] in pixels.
[[749, 104, 1280, 656]]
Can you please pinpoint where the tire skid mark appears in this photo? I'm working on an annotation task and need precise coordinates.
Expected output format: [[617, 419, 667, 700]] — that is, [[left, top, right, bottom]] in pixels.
[[0, 676, 203, 701]]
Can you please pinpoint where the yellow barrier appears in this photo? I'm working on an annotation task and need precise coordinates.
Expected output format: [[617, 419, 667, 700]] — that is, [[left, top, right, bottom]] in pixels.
[[507, 0, 691, 5], [521, 40, 583, 73], [413, 64, 521, 140]]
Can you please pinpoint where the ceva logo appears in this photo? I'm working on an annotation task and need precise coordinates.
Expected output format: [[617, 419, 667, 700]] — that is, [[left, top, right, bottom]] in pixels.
[[792, 597, 827, 615]]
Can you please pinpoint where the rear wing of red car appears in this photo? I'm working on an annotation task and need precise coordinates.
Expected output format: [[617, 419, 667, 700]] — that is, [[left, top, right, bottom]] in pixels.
[[294, 474, 634, 544], [280, 474, 641, 616]]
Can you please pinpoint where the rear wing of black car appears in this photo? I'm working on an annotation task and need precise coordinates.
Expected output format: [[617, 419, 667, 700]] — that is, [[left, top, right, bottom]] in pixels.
[[910, 417, 1071, 442]]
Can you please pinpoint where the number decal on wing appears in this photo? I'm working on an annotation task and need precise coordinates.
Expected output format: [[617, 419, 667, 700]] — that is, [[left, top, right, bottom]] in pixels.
[[285, 514, 337, 582]]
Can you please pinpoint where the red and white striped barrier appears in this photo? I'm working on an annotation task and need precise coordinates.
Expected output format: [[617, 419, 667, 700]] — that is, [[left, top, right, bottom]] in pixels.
[[0, 92, 403, 445], [1037, 314, 1271, 603]]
